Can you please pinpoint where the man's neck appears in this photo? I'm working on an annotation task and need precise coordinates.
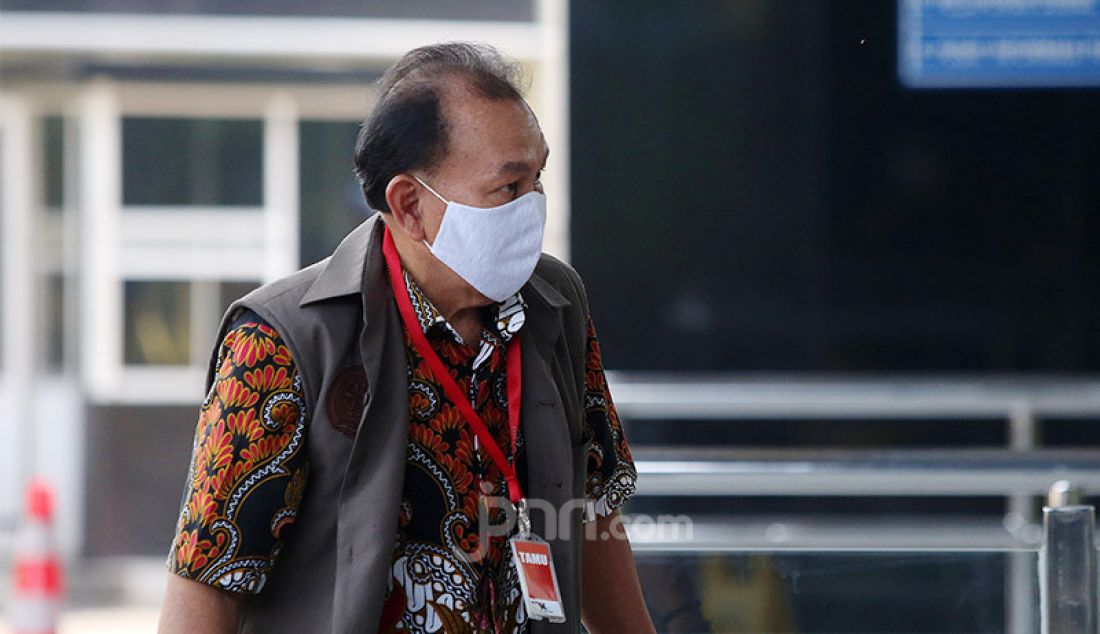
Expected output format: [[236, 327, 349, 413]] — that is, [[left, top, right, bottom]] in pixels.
[[388, 226, 489, 342]]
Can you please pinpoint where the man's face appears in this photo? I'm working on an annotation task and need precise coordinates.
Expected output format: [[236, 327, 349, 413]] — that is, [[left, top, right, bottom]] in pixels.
[[418, 86, 549, 243]]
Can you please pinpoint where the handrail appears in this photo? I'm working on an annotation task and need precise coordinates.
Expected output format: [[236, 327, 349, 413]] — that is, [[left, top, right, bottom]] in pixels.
[[608, 373, 1100, 419], [633, 448, 1100, 496], [625, 516, 1028, 551]]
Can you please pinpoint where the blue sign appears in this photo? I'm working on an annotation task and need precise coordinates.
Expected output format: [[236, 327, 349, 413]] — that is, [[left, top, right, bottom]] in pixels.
[[899, 0, 1100, 88]]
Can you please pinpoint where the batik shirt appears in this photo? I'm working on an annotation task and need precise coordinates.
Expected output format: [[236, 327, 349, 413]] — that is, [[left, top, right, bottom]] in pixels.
[[377, 273, 636, 633], [167, 312, 308, 593], [167, 277, 637, 633]]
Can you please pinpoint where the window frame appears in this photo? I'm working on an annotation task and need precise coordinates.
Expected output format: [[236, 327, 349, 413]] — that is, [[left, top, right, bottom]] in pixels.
[[83, 81, 374, 402]]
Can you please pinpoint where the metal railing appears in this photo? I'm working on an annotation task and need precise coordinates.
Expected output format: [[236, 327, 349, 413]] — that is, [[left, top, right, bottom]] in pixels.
[[609, 375, 1100, 546], [610, 375, 1100, 633]]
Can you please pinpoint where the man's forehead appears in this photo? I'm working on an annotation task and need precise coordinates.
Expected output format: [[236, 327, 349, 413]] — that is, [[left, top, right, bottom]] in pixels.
[[442, 87, 537, 131], [438, 87, 546, 170]]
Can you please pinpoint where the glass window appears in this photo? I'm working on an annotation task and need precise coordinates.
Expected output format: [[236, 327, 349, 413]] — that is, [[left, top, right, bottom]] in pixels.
[[571, 0, 1100, 373], [122, 117, 263, 207], [633, 550, 1025, 632], [42, 116, 65, 210], [123, 280, 262, 367], [40, 273, 66, 372], [124, 281, 191, 365], [298, 120, 373, 267], [219, 280, 260, 315]]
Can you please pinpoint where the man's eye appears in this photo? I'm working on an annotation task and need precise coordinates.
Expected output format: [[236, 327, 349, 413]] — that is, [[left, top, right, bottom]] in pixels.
[[500, 182, 518, 196]]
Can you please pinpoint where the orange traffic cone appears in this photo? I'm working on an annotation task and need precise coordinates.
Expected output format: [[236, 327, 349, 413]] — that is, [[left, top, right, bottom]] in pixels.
[[9, 480, 63, 634]]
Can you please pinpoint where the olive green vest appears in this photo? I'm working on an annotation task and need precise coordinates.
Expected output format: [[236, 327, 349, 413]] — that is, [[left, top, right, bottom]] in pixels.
[[208, 215, 589, 633]]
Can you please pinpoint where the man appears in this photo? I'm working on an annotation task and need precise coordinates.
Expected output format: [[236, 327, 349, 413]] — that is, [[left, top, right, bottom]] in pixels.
[[158, 42, 655, 634]]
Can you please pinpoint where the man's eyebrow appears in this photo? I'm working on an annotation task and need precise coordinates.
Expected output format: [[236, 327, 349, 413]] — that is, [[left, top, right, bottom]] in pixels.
[[497, 148, 550, 177], [498, 161, 532, 175]]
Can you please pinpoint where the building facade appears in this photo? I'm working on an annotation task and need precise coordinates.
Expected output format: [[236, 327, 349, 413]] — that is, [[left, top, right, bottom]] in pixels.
[[0, 0, 570, 561]]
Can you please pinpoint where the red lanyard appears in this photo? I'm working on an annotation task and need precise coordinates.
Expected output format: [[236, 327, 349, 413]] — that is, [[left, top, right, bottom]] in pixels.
[[383, 227, 525, 505]]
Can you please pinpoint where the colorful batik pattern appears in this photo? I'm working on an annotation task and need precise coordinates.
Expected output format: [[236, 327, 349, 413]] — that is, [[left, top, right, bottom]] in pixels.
[[583, 317, 638, 517], [167, 310, 308, 594], [379, 276, 637, 634]]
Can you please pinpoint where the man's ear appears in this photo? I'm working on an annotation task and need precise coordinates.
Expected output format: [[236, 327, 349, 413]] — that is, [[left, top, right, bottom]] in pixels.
[[385, 175, 428, 241]]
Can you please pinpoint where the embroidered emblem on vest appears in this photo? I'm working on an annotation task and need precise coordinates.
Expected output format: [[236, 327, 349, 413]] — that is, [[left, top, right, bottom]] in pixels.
[[326, 365, 367, 438]]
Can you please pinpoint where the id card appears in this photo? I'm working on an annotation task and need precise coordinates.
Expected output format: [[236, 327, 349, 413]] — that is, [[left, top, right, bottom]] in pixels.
[[509, 535, 566, 623]]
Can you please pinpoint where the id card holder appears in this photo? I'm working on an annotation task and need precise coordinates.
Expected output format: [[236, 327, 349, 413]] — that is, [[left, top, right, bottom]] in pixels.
[[509, 534, 566, 623]]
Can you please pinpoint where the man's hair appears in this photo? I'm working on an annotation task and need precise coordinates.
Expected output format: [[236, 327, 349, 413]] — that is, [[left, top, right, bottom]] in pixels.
[[353, 42, 525, 212]]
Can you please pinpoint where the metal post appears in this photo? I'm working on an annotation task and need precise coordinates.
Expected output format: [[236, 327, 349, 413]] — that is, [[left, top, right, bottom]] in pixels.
[[1008, 403, 1039, 634], [1040, 480, 1097, 634]]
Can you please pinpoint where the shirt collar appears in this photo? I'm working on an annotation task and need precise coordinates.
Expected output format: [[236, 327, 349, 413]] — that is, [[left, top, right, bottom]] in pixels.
[[403, 271, 526, 345]]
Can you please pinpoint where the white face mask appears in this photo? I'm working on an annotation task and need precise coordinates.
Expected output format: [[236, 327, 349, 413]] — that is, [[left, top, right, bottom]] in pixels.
[[414, 175, 547, 302]]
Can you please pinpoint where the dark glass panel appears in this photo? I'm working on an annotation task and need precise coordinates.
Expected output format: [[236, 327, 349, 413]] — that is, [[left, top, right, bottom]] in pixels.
[[42, 116, 64, 209], [571, 0, 1100, 372], [123, 117, 262, 207], [298, 120, 373, 267]]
